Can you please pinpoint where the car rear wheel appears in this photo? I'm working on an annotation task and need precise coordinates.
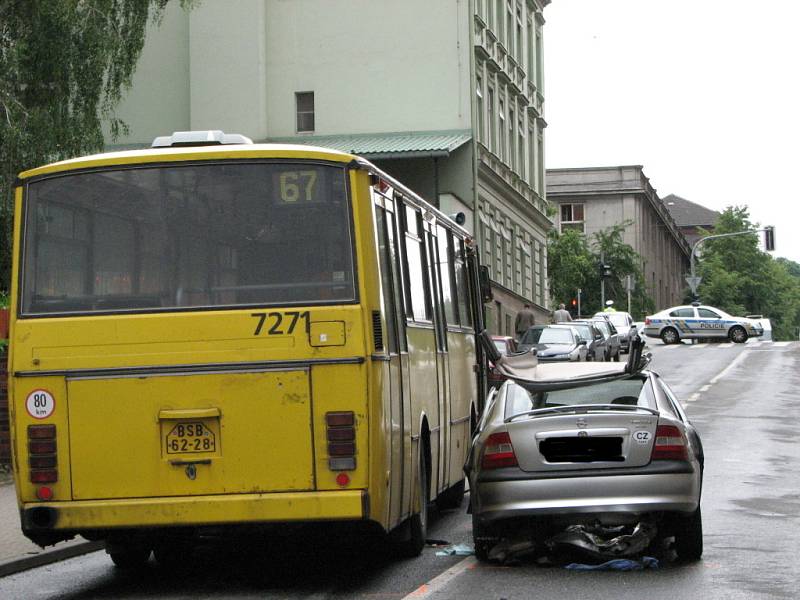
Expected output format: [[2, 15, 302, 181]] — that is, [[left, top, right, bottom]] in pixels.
[[729, 325, 748, 344], [673, 507, 703, 561], [661, 327, 679, 344]]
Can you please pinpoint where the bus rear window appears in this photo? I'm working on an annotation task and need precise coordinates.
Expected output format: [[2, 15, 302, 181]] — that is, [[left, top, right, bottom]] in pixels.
[[21, 162, 356, 315]]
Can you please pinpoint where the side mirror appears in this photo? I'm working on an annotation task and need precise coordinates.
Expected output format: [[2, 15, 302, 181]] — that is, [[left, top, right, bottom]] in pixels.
[[578, 340, 587, 346]]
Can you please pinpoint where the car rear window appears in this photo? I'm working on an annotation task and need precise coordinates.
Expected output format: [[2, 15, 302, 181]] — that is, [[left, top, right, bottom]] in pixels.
[[505, 377, 650, 418]]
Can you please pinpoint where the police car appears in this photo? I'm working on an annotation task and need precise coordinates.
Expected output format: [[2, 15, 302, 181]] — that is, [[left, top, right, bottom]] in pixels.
[[643, 304, 764, 344]]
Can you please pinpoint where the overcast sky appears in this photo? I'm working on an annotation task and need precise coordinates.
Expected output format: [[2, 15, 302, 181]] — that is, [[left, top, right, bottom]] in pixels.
[[544, 0, 800, 264]]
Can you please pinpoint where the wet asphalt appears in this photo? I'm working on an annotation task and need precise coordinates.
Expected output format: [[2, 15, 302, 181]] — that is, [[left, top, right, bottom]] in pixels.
[[1, 339, 797, 599]]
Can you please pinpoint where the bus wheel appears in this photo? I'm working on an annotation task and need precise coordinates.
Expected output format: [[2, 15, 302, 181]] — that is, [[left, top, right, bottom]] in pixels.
[[393, 444, 428, 558], [436, 479, 465, 510], [108, 545, 151, 569]]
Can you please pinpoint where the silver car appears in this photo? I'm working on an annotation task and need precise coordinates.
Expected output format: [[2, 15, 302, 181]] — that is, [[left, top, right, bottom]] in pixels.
[[468, 336, 704, 562], [594, 311, 635, 353]]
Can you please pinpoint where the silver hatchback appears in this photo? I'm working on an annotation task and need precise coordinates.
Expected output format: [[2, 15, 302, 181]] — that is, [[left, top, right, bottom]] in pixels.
[[467, 335, 704, 562]]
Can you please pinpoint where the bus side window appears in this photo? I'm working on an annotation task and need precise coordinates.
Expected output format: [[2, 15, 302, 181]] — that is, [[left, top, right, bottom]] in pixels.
[[401, 203, 431, 322], [454, 237, 473, 327], [437, 226, 457, 326]]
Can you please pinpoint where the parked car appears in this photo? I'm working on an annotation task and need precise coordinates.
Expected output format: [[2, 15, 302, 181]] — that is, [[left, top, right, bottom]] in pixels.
[[569, 321, 608, 362], [516, 325, 547, 353], [594, 311, 635, 353], [467, 355, 704, 563], [518, 325, 587, 362], [488, 336, 518, 388], [590, 318, 621, 361], [644, 304, 764, 344]]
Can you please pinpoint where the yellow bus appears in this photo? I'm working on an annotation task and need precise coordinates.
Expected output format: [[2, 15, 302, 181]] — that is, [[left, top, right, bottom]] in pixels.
[[7, 131, 489, 566]]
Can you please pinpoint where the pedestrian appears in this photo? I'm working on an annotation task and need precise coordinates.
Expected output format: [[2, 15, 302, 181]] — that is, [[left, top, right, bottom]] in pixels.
[[553, 303, 572, 323], [604, 300, 617, 313], [514, 303, 536, 341]]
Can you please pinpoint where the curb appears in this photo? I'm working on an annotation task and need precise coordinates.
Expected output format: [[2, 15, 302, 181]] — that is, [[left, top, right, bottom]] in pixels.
[[0, 540, 104, 578]]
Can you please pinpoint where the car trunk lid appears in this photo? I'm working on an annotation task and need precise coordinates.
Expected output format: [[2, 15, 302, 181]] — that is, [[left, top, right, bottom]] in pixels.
[[506, 409, 658, 472]]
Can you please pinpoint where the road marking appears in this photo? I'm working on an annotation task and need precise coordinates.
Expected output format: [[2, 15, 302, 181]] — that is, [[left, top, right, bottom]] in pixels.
[[709, 348, 750, 385], [686, 393, 701, 402], [719, 343, 733, 348], [699, 385, 711, 392], [403, 556, 477, 599], [689, 344, 706, 349], [663, 345, 680, 350], [774, 342, 791, 347]]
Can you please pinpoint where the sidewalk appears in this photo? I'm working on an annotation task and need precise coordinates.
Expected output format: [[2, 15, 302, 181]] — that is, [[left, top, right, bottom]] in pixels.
[[0, 473, 102, 577]]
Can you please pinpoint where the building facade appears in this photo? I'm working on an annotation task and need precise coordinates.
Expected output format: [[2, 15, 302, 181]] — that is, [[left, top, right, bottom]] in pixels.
[[546, 166, 691, 311], [105, 0, 553, 336]]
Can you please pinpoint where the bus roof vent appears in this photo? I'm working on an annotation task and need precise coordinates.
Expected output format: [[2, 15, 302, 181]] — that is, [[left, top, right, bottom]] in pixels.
[[151, 130, 254, 148]]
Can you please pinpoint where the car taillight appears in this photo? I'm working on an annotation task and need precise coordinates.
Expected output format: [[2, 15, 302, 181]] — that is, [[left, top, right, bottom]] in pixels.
[[326, 412, 356, 473], [651, 424, 688, 461], [28, 424, 58, 488], [481, 432, 518, 469]]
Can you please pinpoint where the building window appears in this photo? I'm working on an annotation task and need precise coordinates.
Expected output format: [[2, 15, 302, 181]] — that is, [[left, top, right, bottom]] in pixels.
[[295, 92, 315, 133], [508, 105, 515, 171], [506, 2, 514, 57], [517, 112, 525, 178], [527, 20, 535, 85], [528, 125, 536, 191], [476, 74, 484, 144], [535, 27, 543, 91], [496, 0, 504, 44], [498, 97, 506, 162], [560, 203, 585, 233], [537, 132, 544, 193], [516, 6, 523, 64], [488, 86, 496, 151]]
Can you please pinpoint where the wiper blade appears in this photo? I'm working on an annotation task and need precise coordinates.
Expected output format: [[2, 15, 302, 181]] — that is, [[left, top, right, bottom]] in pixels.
[[505, 404, 659, 423]]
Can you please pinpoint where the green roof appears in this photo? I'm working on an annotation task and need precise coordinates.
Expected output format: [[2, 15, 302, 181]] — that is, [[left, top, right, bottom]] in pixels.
[[265, 130, 472, 159]]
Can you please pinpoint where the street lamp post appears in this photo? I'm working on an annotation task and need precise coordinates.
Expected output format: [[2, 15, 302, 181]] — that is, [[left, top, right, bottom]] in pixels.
[[688, 227, 775, 298]]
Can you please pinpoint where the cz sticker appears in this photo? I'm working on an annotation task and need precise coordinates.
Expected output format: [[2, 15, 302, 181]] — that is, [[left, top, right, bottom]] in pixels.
[[634, 430, 651, 444], [26, 389, 56, 420]]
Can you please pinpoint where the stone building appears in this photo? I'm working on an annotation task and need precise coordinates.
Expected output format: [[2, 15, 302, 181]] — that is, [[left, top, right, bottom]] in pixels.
[[105, 0, 553, 336], [546, 166, 691, 311]]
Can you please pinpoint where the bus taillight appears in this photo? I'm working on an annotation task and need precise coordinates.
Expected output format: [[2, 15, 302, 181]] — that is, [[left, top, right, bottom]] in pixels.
[[28, 425, 58, 487], [326, 412, 356, 472]]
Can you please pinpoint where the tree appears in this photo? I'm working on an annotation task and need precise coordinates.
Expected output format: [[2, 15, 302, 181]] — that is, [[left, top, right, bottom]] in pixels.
[[0, 0, 191, 291], [694, 206, 800, 340], [548, 222, 654, 318]]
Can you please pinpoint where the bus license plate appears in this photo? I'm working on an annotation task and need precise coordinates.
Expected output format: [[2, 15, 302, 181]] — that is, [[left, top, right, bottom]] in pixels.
[[165, 421, 216, 454]]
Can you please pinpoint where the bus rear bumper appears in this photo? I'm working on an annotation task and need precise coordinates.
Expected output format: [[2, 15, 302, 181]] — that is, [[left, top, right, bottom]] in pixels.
[[22, 489, 368, 535]]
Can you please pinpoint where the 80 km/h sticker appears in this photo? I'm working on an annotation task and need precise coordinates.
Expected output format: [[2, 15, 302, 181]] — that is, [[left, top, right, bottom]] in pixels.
[[26, 389, 56, 419]]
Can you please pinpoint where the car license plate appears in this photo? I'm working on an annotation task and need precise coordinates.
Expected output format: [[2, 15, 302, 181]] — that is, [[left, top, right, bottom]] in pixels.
[[165, 421, 216, 454]]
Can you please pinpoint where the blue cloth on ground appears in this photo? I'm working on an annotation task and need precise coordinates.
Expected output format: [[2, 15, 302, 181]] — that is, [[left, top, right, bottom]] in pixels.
[[565, 556, 659, 571]]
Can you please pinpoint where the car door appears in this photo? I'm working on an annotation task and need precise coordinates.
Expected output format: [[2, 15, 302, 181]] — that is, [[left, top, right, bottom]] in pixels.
[[667, 307, 697, 338], [696, 307, 726, 339]]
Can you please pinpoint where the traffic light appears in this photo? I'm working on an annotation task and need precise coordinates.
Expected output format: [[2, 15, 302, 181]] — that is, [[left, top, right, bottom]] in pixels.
[[600, 263, 612, 278], [570, 298, 577, 308], [764, 226, 775, 252]]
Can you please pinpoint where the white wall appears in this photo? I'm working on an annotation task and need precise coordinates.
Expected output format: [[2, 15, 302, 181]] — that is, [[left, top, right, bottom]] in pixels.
[[105, 3, 191, 147], [264, 0, 471, 136], [189, 0, 269, 138]]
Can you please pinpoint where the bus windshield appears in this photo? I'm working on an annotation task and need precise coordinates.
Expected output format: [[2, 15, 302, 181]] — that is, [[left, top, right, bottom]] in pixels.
[[21, 161, 356, 315]]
